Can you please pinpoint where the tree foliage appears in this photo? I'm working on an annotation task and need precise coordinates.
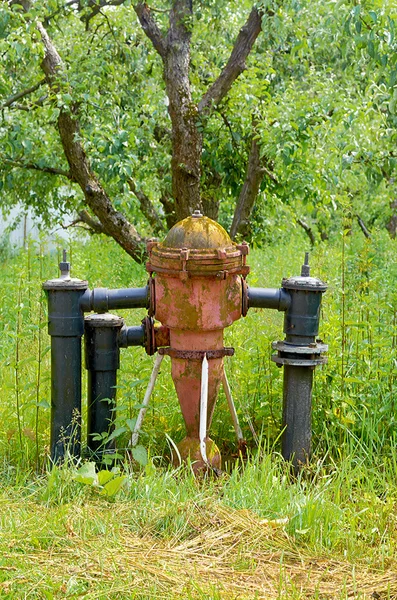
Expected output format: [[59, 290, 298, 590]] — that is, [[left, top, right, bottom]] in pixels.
[[0, 0, 396, 256]]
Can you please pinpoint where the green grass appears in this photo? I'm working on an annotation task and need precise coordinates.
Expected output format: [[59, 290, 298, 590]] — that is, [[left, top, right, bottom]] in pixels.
[[1, 228, 397, 598]]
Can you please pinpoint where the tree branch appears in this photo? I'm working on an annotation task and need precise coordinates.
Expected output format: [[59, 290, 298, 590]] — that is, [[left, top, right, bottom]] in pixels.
[[356, 214, 371, 239], [1, 78, 46, 110], [127, 178, 165, 235], [35, 20, 146, 262], [82, 0, 127, 28], [44, 0, 127, 26], [2, 156, 74, 180], [297, 218, 316, 247], [61, 209, 108, 235], [218, 110, 242, 157], [229, 117, 278, 240], [159, 192, 177, 229], [230, 131, 265, 239], [7, 94, 48, 112], [86, 1, 127, 14], [198, 7, 263, 115], [134, 2, 167, 59]]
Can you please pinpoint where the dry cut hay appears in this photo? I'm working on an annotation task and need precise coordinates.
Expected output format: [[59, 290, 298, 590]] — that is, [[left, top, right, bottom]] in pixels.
[[1, 500, 396, 599]]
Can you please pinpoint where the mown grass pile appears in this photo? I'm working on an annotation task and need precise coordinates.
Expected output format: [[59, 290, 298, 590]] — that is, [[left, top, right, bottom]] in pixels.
[[0, 228, 397, 599]]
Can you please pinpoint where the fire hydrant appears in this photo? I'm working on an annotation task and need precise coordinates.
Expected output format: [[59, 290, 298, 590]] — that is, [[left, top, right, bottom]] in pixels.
[[43, 211, 327, 471], [146, 209, 249, 470]]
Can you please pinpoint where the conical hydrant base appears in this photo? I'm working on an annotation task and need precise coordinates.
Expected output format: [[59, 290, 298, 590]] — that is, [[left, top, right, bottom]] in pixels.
[[169, 329, 224, 469], [173, 436, 221, 473], [170, 355, 223, 437]]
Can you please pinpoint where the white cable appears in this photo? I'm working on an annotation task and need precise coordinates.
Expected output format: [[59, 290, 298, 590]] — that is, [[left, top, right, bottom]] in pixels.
[[199, 353, 209, 465], [222, 368, 245, 443], [129, 353, 164, 447]]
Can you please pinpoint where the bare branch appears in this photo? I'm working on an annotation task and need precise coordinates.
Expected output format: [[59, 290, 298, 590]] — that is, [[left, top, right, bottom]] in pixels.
[[7, 94, 48, 112], [83, 0, 127, 28], [44, 0, 127, 26], [134, 2, 167, 59], [43, 0, 79, 25], [229, 115, 278, 241], [1, 78, 46, 110], [127, 178, 165, 235], [149, 6, 170, 13], [356, 214, 371, 239], [9, 0, 30, 10], [297, 218, 316, 247], [262, 163, 279, 184], [386, 199, 397, 238], [199, 7, 263, 115], [218, 110, 242, 157], [61, 209, 108, 235], [77, 209, 107, 233], [2, 156, 74, 180], [230, 131, 265, 240]]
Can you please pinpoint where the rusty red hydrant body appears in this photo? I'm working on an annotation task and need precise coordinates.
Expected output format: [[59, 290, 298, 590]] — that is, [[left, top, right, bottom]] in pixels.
[[147, 211, 249, 469]]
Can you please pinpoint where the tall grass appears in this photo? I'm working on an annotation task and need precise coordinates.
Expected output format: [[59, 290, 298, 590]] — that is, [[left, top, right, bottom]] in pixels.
[[1, 228, 397, 598], [0, 228, 396, 469]]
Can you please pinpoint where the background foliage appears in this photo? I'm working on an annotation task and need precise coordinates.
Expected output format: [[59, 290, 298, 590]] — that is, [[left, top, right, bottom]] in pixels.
[[1, 0, 397, 245]]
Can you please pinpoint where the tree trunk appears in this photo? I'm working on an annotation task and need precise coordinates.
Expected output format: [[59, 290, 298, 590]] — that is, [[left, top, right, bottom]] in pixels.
[[163, 1, 202, 220], [230, 132, 265, 239]]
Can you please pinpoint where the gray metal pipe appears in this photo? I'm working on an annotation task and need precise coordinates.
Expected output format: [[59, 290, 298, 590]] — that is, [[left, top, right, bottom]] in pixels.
[[50, 336, 83, 462], [281, 364, 313, 468], [80, 286, 149, 313], [85, 314, 124, 459], [272, 254, 327, 470], [118, 325, 146, 348], [247, 287, 291, 311], [43, 258, 88, 463]]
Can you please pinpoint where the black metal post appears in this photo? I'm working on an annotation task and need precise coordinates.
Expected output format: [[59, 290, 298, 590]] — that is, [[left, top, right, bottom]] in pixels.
[[272, 253, 327, 469], [281, 365, 313, 463], [43, 252, 88, 463], [84, 313, 124, 459]]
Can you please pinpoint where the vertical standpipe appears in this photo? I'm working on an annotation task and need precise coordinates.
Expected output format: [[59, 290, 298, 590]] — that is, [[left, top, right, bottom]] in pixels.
[[43, 254, 88, 463], [84, 313, 124, 458], [272, 254, 327, 469]]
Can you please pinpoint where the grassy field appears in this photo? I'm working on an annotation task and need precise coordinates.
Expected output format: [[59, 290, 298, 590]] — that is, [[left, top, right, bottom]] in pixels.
[[1, 227, 397, 599]]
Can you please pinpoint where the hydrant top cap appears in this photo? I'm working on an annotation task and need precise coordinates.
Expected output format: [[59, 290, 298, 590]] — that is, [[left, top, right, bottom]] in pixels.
[[161, 215, 233, 250]]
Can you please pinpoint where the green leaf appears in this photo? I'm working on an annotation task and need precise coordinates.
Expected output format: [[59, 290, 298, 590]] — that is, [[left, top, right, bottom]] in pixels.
[[128, 379, 147, 388], [131, 445, 148, 467], [368, 11, 378, 23], [126, 418, 137, 432], [100, 475, 126, 497], [106, 426, 127, 443], [97, 470, 115, 486], [74, 462, 97, 486], [36, 400, 50, 409]]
